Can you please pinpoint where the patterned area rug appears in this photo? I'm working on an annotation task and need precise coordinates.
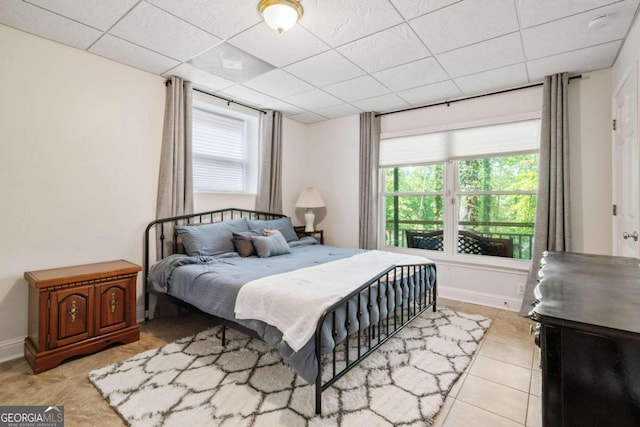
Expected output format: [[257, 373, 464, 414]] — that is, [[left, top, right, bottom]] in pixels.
[[89, 308, 491, 426]]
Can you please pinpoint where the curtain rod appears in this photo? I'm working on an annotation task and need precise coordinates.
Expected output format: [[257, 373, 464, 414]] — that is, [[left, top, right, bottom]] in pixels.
[[193, 87, 268, 115], [376, 74, 583, 117], [165, 79, 267, 115]]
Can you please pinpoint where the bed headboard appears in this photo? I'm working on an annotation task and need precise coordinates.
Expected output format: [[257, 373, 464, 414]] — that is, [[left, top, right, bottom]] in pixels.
[[143, 208, 286, 319]]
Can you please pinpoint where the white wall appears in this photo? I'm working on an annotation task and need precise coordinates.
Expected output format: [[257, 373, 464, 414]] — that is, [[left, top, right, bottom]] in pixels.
[[193, 192, 256, 212], [281, 115, 361, 248], [382, 86, 542, 135], [301, 116, 360, 248], [568, 69, 613, 255], [0, 25, 165, 361], [281, 116, 310, 220]]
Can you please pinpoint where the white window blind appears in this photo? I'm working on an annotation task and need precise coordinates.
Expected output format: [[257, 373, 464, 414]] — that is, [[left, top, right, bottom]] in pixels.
[[380, 119, 540, 166], [192, 107, 246, 192]]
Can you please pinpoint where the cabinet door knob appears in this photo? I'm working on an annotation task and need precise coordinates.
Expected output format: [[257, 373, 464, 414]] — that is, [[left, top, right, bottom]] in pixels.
[[68, 300, 78, 323], [623, 231, 639, 241], [110, 292, 119, 313]]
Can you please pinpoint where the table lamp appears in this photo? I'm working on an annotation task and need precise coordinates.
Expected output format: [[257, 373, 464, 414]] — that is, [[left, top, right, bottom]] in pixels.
[[295, 186, 325, 232]]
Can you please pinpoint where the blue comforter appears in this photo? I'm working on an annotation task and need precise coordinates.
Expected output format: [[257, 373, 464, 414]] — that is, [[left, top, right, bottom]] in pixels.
[[148, 238, 363, 382]]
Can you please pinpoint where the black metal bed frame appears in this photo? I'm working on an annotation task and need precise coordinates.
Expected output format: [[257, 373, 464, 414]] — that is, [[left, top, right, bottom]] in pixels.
[[143, 208, 437, 415]]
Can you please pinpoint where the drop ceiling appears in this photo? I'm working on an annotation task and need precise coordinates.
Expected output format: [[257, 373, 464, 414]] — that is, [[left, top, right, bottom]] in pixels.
[[1, 0, 638, 123]]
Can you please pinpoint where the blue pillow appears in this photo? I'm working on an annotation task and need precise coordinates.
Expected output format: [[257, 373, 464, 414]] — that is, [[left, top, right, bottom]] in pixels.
[[251, 230, 291, 258], [176, 218, 249, 256], [247, 217, 298, 242]]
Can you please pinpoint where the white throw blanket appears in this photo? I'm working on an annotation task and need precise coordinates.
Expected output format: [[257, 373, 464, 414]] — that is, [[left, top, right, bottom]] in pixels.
[[234, 250, 432, 352]]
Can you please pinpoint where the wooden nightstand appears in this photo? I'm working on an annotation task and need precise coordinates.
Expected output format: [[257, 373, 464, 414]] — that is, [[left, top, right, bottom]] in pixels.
[[24, 260, 141, 373], [294, 226, 324, 244]]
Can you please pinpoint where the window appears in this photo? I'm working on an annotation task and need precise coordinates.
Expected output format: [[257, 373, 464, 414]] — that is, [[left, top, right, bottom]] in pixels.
[[192, 100, 258, 193], [381, 119, 540, 260]]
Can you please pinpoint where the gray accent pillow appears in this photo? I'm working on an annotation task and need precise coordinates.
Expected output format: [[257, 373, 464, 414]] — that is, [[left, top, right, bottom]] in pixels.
[[176, 218, 249, 256], [247, 217, 299, 242], [251, 230, 291, 258], [232, 230, 260, 257]]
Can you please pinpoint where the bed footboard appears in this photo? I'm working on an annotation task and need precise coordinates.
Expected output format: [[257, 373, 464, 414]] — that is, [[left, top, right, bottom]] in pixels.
[[314, 262, 437, 414]]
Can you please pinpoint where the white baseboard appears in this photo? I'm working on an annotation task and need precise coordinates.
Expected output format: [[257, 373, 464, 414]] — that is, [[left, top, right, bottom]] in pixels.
[[0, 336, 25, 364], [438, 285, 523, 312], [137, 305, 146, 323]]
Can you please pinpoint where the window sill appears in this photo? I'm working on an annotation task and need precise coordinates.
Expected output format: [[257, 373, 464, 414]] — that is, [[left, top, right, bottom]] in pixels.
[[381, 245, 531, 273], [194, 191, 257, 196]]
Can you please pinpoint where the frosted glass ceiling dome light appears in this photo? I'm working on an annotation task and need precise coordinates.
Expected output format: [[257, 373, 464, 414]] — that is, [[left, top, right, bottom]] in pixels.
[[259, 0, 303, 33]]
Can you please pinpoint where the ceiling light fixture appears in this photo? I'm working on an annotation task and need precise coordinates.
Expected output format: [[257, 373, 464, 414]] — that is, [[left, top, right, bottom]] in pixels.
[[258, 0, 303, 34]]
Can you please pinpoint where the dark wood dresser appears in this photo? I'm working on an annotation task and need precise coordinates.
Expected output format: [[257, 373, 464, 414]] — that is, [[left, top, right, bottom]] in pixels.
[[531, 252, 640, 427], [24, 260, 141, 373]]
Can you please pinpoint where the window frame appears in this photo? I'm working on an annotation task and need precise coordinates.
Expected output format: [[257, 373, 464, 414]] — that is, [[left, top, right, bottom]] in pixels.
[[378, 113, 541, 270], [191, 93, 259, 194]]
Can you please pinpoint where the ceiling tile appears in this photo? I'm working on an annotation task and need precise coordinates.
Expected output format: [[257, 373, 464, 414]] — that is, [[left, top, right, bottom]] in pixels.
[[146, 0, 261, 39], [397, 80, 462, 105], [315, 103, 362, 119], [109, 2, 220, 61], [218, 85, 278, 106], [527, 40, 621, 81], [300, 0, 403, 47], [337, 23, 431, 73], [228, 22, 329, 68], [373, 57, 449, 91], [516, 0, 623, 29], [389, 0, 461, 20], [411, 0, 519, 54], [258, 99, 305, 116], [243, 69, 315, 98], [289, 111, 327, 124], [25, 0, 138, 31], [352, 93, 410, 112], [90, 34, 179, 74], [0, 0, 101, 49], [188, 42, 275, 83], [455, 63, 529, 95], [437, 33, 524, 78], [2, 0, 637, 126], [284, 50, 365, 87], [522, 2, 636, 60], [324, 75, 390, 101], [163, 63, 235, 92], [284, 89, 343, 110]]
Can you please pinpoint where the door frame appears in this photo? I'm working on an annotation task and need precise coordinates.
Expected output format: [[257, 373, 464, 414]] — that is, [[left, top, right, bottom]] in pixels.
[[612, 61, 639, 256]]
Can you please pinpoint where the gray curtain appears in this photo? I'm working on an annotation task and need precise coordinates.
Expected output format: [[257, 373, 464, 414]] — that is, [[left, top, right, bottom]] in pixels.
[[520, 73, 572, 316], [156, 76, 194, 221], [256, 110, 283, 213], [154, 76, 194, 317], [359, 112, 381, 249]]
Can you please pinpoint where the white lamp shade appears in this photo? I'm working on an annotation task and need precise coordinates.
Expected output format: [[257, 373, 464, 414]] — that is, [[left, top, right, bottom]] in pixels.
[[296, 187, 325, 208]]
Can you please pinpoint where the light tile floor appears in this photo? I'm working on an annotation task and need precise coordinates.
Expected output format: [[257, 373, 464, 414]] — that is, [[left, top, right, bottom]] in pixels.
[[0, 299, 540, 426], [434, 298, 541, 427]]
